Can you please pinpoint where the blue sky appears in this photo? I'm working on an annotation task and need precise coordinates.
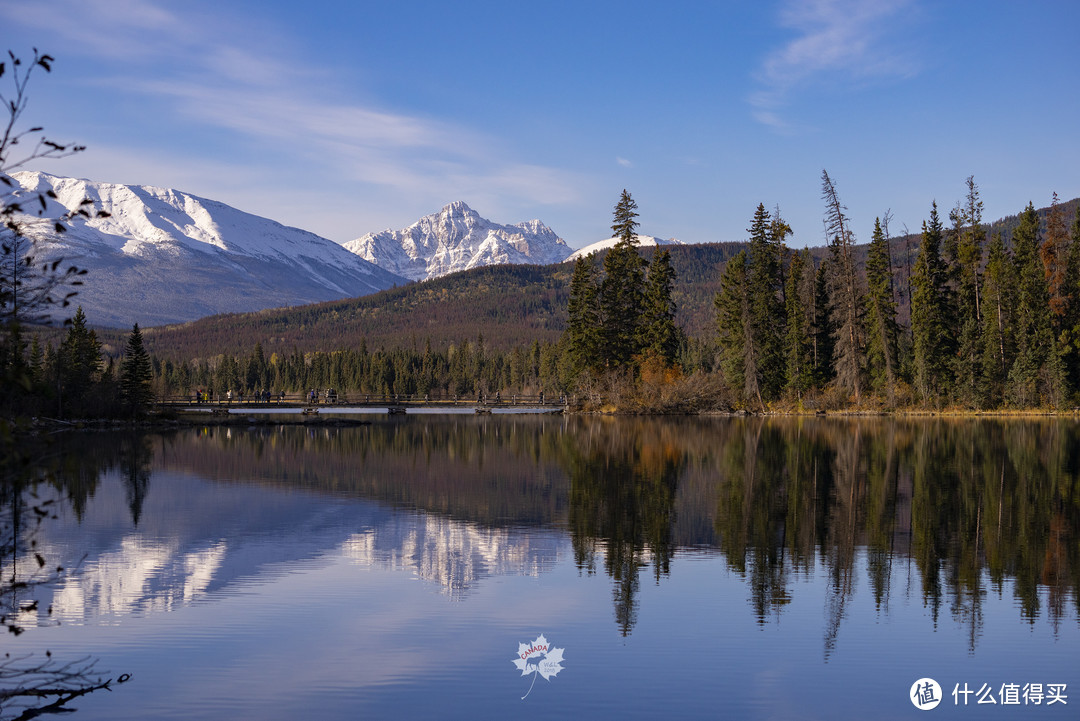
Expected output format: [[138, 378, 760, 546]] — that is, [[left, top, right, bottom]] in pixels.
[[4, 0, 1078, 249]]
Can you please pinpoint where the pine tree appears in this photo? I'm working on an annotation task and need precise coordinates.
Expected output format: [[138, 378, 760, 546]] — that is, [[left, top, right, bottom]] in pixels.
[[599, 190, 648, 367], [564, 256, 602, 378], [215, 353, 240, 397], [1060, 209, 1080, 391], [120, 323, 154, 415], [783, 248, 814, 399], [864, 217, 900, 398], [27, 333, 42, 385], [1008, 202, 1063, 406], [811, 260, 834, 387], [770, 209, 794, 307], [1041, 193, 1070, 322], [821, 170, 864, 402], [58, 306, 102, 415], [952, 177, 985, 406], [715, 250, 750, 403], [611, 188, 639, 244], [910, 203, 953, 405], [246, 341, 268, 392], [747, 203, 785, 400], [640, 249, 680, 364], [978, 232, 1014, 405]]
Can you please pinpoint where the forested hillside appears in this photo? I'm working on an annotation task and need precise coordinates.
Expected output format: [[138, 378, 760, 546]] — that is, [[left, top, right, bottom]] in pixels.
[[127, 243, 750, 360], [122, 194, 1077, 364], [11, 177, 1080, 416]]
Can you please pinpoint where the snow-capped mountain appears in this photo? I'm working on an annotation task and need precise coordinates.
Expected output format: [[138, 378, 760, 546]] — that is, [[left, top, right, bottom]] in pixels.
[[7, 172, 407, 327], [564, 234, 684, 262], [343, 201, 572, 281]]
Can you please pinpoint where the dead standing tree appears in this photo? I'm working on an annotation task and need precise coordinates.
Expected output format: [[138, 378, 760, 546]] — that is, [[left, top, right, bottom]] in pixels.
[[821, 170, 865, 404]]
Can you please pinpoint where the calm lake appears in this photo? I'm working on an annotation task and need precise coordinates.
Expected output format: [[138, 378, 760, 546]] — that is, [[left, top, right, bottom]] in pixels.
[[3, 416, 1077, 719]]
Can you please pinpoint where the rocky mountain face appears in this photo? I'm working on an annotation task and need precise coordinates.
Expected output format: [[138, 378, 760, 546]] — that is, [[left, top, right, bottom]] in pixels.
[[343, 201, 572, 281], [7, 172, 407, 327]]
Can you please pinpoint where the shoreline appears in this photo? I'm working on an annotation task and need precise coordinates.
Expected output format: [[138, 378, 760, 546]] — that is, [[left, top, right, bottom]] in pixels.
[[12, 406, 1080, 432]]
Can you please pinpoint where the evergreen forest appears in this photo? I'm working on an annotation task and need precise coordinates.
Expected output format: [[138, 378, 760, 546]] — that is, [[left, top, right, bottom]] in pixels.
[[4, 173, 1080, 417]]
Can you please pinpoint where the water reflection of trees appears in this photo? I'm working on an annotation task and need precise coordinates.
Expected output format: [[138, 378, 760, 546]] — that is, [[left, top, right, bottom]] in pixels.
[[708, 418, 1080, 652], [563, 419, 684, 636], [544, 416, 1078, 640], [14, 417, 1079, 646], [154, 417, 569, 528]]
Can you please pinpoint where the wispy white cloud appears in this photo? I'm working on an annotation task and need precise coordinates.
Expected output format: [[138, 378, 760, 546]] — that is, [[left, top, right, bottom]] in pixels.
[[2, 0, 192, 61], [0, 0, 586, 236], [616, 157, 633, 168], [750, 0, 920, 130]]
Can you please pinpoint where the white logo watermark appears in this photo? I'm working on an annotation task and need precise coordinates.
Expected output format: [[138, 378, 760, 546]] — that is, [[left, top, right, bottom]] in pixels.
[[911, 678, 1067, 710], [911, 678, 943, 710], [511, 634, 565, 700]]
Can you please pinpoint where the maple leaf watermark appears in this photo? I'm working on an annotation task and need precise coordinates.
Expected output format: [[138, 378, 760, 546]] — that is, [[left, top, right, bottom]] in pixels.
[[511, 634, 565, 699]]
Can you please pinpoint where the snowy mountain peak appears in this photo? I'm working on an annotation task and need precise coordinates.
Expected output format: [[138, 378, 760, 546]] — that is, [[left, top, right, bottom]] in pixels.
[[7, 171, 407, 327], [344, 203, 572, 281], [441, 200, 480, 218]]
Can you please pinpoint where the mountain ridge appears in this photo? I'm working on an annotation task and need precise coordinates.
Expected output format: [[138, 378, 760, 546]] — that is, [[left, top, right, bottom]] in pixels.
[[343, 200, 572, 281], [8, 171, 408, 327]]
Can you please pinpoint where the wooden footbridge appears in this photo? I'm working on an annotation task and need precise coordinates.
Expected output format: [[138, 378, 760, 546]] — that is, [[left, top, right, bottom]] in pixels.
[[160, 392, 567, 415]]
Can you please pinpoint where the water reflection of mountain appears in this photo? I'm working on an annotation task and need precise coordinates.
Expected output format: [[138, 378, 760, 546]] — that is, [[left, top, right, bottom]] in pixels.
[[343, 516, 560, 599], [17, 417, 1080, 641], [33, 467, 565, 623]]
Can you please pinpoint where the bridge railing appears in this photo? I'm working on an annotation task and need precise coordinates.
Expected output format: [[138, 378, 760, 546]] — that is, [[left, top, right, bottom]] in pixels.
[[159, 392, 568, 408]]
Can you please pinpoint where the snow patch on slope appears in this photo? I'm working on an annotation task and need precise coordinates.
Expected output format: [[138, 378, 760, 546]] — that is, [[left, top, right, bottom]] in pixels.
[[7, 171, 407, 326], [564, 235, 684, 262]]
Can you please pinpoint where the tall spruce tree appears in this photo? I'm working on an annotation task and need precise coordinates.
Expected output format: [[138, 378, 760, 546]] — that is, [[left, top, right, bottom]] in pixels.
[[27, 333, 42, 385], [821, 170, 864, 402], [811, 259, 835, 388], [910, 203, 954, 405], [747, 203, 785, 400], [1041, 193, 1070, 322], [1008, 202, 1065, 406], [120, 323, 154, 416], [864, 217, 900, 398], [599, 190, 648, 367], [58, 306, 102, 415], [1061, 210, 1080, 391], [784, 248, 814, 399], [978, 232, 1015, 405], [564, 256, 602, 378], [246, 342, 268, 392], [952, 177, 985, 406], [640, 249, 680, 365], [715, 250, 751, 403], [770, 209, 793, 306]]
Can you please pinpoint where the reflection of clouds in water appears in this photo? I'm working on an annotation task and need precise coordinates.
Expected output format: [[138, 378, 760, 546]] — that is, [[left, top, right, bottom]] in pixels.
[[342, 516, 561, 598], [47, 536, 226, 622]]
